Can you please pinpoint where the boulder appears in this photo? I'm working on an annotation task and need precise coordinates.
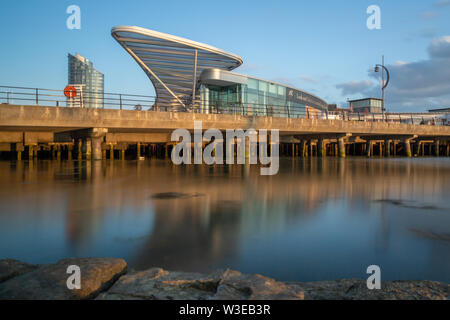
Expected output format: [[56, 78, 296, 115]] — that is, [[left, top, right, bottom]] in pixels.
[[216, 269, 304, 300], [288, 279, 450, 300], [0, 259, 38, 283], [0, 257, 127, 300], [96, 268, 304, 300]]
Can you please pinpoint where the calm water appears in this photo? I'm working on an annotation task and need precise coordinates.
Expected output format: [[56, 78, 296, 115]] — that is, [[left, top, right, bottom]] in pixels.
[[0, 158, 449, 282]]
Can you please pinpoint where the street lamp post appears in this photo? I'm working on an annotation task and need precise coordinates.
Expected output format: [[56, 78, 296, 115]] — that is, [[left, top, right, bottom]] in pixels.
[[374, 55, 390, 114]]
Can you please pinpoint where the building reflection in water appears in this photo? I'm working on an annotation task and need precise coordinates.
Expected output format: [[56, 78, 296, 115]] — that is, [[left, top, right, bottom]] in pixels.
[[0, 157, 449, 282]]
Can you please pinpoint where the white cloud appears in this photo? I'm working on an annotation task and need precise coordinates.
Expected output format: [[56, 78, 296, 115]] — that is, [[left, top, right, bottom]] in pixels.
[[299, 75, 317, 83], [429, 36, 450, 58], [336, 36, 450, 111], [435, 0, 450, 7], [335, 80, 373, 96], [421, 11, 437, 20]]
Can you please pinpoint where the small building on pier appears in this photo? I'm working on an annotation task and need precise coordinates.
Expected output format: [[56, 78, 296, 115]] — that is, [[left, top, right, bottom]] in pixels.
[[348, 98, 383, 114]]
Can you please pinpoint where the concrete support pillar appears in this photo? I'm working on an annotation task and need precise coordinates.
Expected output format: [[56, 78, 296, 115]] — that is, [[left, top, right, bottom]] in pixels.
[[384, 140, 391, 157], [102, 148, 106, 160], [366, 141, 372, 157], [165, 143, 169, 159], [68, 145, 72, 160], [28, 145, 34, 160], [338, 137, 346, 158], [83, 139, 92, 159], [121, 149, 125, 160], [434, 139, 440, 157], [291, 143, 295, 157], [77, 140, 82, 160], [412, 140, 420, 157], [91, 137, 102, 160], [249, 134, 257, 161], [110, 144, 114, 160], [404, 139, 412, 157], [413, 141, 420, 157], [421, 142, 425, 156], [318, 139, 325, 157], [137, 142, 141, 159], [56, 145, 61, 161], [195, 141, 203, 163], [16, 143, 24, 161], [446, 142, 450, 157], [300, 140, 306, 157]]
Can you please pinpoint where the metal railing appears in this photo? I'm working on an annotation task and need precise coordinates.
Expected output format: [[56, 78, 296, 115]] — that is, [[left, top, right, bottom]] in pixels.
[[0, 85, 156, 110], [0, 85, 448, 125]]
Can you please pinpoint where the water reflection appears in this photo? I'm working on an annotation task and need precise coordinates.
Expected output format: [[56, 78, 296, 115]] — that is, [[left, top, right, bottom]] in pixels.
[[0, 158, 449, 282]]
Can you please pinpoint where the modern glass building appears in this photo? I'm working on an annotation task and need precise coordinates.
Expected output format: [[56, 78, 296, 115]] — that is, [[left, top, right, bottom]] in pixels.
[[199, 69, 326, 118], [111, 26, 327, 117], [68, 53, 104, 108]]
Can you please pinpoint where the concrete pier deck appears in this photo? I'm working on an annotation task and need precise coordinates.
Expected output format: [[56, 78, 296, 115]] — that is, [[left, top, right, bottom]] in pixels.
[[1, 104, 449, 160]]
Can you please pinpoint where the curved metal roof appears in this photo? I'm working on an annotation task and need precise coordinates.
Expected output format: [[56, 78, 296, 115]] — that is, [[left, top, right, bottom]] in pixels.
[[111, 26, 243, 110]]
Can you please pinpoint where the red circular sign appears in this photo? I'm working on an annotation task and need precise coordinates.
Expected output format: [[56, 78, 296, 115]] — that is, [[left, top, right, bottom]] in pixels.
[[64, 86, 77, 98]]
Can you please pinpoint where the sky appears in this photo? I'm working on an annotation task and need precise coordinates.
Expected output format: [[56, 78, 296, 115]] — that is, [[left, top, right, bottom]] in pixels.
[[0, 0, 449, 112]]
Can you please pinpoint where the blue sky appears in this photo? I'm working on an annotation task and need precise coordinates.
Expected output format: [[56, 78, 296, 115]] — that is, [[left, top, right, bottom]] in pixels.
[[1, 0, 449, 111]]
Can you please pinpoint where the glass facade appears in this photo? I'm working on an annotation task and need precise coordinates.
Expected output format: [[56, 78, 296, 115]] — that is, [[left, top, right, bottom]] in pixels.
[[350, 98, 383, 113], [200, 77, 314, 118], [68, 53, 104, 108]]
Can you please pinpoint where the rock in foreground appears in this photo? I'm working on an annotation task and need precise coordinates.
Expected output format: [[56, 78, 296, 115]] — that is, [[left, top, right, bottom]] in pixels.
[[0, 258, 127, 300], [97, 268, 304, 300], [0, 258, 448, 300], [289, 279, 449, 300], [0, 259, 38, 283]]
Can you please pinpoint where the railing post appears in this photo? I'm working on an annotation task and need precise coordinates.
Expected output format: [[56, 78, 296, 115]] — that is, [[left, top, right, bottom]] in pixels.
[[119, 94, 122, 110], [36, 88, 39, 106]]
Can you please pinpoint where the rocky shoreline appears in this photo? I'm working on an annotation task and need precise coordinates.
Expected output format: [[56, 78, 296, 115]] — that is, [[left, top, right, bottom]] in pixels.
[[0, 258, 448, 300]]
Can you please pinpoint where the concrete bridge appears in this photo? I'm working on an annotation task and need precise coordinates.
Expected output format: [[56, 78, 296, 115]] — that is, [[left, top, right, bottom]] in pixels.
[[1, 104, 449, 160]]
